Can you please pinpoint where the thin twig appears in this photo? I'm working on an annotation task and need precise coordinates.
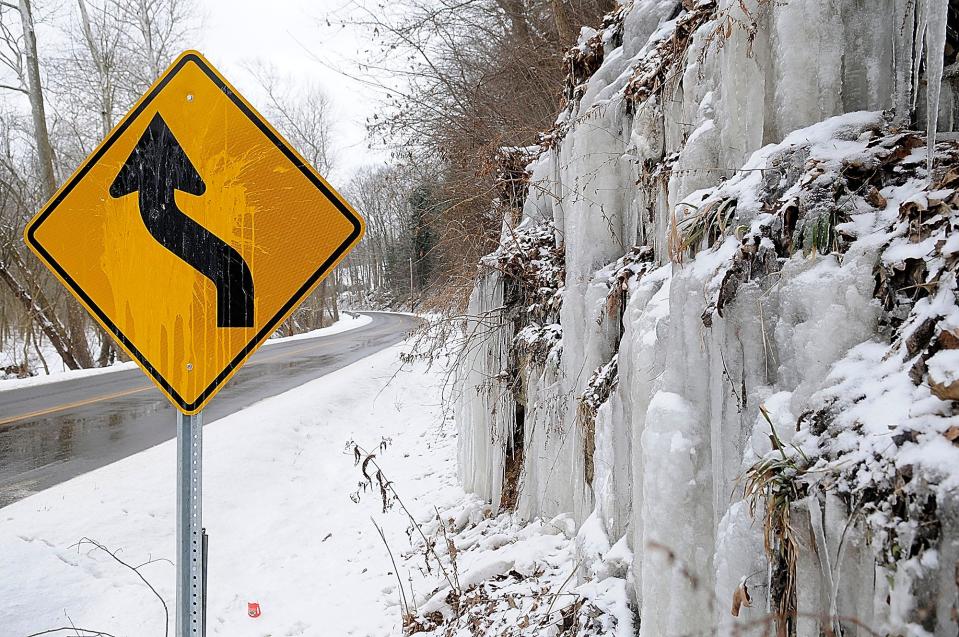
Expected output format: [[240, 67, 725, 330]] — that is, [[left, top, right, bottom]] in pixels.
[[541, 559, 581, 624], [371, 517, 411, 624], [70, 537, 169, 637], [25, 628, 117, 637], [350, 443, 459, 593]]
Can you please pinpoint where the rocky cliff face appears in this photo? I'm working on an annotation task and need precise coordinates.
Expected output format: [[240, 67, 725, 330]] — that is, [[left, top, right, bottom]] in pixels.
[[454, 1, 959, 634]]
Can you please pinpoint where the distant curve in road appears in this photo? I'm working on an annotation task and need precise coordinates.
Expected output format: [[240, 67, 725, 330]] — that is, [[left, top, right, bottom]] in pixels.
[[0, 312, 419, 508]]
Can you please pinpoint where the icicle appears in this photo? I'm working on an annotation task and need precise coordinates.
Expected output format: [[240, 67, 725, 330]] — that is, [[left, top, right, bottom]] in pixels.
[[808, 496, 841, 636], [893, 0, 916, 124], [913, 4, 927, 114], [925, 0, 948, 176]]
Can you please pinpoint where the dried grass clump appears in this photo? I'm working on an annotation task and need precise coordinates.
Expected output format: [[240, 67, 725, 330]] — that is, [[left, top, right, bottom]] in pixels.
[[700, 125, 930, 328], [563, 30, 605, 107], [484, 145, 539, 222], [743, 405, 809, 637], [515, 323, 563, 368], [668, 198, 737, 263], [702, 0, 776, 59], [543, 3, 630, 150], [495, 220, 565, 326], [624, 1, 717, 106], [578, 357, 619, 486], [603, 245, 655, 321]]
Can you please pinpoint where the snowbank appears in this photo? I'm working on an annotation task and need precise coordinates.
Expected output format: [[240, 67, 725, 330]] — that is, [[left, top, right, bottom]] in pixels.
[[265, 311, 372, 343]]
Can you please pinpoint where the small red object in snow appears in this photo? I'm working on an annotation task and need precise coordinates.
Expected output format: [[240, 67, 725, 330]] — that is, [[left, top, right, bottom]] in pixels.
[[248, 602, 261, 618]]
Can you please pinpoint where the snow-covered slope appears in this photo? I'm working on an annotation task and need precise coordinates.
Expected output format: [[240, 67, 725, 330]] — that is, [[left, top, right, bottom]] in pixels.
[[455, 1, 959, 634]]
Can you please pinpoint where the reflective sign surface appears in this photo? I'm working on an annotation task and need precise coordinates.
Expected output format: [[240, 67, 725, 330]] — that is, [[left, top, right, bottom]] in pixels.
[[25, 51, 365, 414]]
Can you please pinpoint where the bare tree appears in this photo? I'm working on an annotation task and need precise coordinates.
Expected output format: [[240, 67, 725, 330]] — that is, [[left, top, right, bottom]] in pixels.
[[339, 164, 442, 311], [338, 0, 614, 311], [0, 2, 92, 370], [50, 0, 192, 159], [249, 62, 335, 176], [341, 166, 410, 305], [16, 0, 55, 199], [75, 0, 125, 137], [117, 0, 194, 81]]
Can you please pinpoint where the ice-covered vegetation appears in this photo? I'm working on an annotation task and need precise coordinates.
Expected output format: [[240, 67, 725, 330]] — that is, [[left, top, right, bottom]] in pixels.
[[452, 1, 959, 634]]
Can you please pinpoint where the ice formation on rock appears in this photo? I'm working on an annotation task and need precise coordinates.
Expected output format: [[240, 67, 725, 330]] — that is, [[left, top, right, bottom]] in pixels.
[[455, 0, 959, 634]]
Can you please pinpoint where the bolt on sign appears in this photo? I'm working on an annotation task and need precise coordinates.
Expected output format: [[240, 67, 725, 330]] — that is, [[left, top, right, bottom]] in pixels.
[[24, 51, 365, 414]]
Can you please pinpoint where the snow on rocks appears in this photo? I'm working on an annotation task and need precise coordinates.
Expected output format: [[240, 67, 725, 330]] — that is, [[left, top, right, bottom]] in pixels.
[[400, 501, 634, 637]]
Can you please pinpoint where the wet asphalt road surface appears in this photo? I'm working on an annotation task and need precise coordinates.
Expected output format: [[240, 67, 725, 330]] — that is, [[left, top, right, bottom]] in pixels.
[[0, 312, 419, 508]]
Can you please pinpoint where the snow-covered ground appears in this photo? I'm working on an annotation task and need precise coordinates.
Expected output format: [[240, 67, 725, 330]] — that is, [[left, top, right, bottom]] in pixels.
[[0, 313, 372, 392], [2, 326, 629, 637], [1, 340, 457, 636]]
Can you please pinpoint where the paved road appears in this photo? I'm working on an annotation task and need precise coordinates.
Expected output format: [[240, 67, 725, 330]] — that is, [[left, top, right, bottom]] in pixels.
[[0, 312, 418, 508]]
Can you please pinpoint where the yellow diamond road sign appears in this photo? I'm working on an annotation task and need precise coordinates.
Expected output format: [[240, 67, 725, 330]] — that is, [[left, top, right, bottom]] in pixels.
[[24, 51, 365, 414]]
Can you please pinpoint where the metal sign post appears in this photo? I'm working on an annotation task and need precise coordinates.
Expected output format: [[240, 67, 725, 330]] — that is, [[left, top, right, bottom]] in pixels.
[[176, 412, 204, 637]]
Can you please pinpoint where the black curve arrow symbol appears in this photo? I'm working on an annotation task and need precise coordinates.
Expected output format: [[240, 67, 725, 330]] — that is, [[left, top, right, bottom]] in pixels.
[[109, 113, 254, 328]]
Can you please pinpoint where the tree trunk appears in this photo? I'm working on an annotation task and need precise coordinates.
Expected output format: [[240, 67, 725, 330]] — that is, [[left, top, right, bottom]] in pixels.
[[328, 272, 340, 323], [552, 0, 575, 47], [31, 322, 50, 375], [18, 0, 56, 200], [0, 261, 82, 369], [495, 0, 531, 42], [317, 280, 328, 327], [4, 247, 84, 372], [137, 0, 161, 78], [96, 332, 116, 366], [65, 301, 94, 368], [76, 0, 121, 365], [77, 0, 114, 137]]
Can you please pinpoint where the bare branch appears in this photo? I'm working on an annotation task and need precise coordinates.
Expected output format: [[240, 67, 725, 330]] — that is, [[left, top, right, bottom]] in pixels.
[[71, 537, 170, 637]]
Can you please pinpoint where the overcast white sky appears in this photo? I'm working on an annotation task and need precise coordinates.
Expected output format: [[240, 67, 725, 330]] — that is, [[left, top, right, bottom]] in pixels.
[[193, 0, 387, 183], [0, 0, 388, 185]]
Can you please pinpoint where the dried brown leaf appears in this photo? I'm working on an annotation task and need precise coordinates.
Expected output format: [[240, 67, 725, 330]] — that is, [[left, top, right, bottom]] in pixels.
[[731, 580, 752, 616]]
